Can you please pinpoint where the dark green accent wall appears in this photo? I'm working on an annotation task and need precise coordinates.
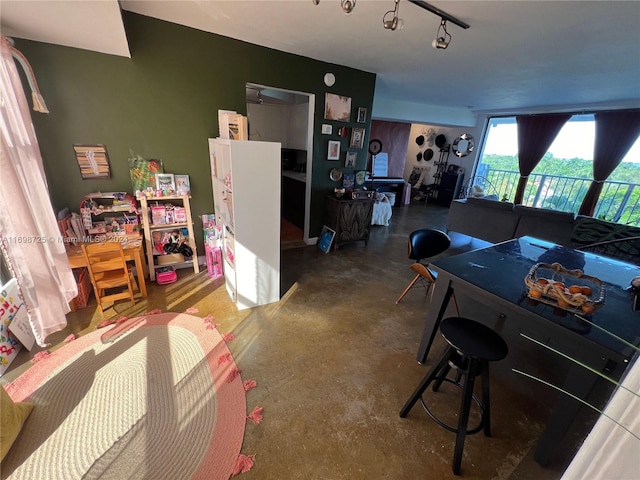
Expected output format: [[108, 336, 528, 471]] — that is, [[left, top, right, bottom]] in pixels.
[[16, 12, 375, 254]]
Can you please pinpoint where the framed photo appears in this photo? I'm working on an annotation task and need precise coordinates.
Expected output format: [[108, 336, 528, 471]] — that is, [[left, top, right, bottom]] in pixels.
[[175, 175, 191, 195], [321, 124, 333, 135], [350, 128, 365, 149], [357, 107, 367, 123], [74, 144, 111, 179], [156, 173, 175, 193], [345, 151, 357, 168], [318, 225, 336, 254], [324, 93, 351, 122], [327, 140, 341, 160], [343, 172, 355, 190]]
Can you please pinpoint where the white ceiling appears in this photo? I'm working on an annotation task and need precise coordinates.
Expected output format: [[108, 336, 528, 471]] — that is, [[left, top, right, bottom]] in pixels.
[[2, 0, 639, 122]]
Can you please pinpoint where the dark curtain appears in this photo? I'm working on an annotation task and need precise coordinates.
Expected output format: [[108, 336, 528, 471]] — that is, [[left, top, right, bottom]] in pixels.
[[513, 114, 571, 204], [578, 110, 640, 216]]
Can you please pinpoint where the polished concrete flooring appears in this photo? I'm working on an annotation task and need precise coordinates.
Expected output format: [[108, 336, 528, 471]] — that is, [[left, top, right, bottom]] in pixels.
[[3, 202, 597, 479]]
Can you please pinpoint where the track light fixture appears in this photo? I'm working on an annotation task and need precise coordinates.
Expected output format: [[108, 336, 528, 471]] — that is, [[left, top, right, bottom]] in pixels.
[[383, 0, 403, 31], [313, 0, 356, 14], [432, 18, 451, 49], [311, 0, 469, 37]]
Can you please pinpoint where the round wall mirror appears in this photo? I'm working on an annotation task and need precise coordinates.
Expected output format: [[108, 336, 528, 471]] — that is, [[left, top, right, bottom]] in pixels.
[[452, 134, 475, 157]]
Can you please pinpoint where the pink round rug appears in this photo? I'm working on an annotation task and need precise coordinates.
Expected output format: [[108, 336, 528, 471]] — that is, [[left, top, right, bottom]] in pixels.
[[3, 312, 247, 480]]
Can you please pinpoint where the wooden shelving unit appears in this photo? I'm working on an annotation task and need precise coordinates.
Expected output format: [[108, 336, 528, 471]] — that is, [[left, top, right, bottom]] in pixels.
[[138, 195, 199, 281]]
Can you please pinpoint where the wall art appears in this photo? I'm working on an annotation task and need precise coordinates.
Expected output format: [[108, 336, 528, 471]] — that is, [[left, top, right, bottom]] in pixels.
[[328, 140, 341, 160], [357, 107, 367, 123], [324, 93, 351, 122], [74, 144, 111, 179], [350, 128, 365, 149]]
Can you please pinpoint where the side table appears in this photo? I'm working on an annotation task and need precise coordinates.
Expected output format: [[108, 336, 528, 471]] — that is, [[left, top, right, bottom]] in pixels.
[[326, 196, 374, 250]]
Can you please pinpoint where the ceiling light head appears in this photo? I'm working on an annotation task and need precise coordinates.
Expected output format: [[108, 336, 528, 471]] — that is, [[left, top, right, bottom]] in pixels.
[[382, 0, 402, 31], [432, 37, 449, 49], [312, 0, 320, 5], [432, 18, 452, 49], [341, 0, 356, 14]]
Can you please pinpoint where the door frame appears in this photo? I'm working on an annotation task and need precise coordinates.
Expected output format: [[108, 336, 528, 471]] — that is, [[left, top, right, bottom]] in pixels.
[[246, 83, 315, 244]]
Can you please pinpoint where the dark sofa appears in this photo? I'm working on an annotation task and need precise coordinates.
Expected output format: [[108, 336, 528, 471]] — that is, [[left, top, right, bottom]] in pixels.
[[446, 197, 640, 265]]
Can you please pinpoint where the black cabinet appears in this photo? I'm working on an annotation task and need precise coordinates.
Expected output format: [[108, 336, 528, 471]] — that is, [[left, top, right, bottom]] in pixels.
[[436, 173, 464, 207], [326, 196, 374, 250]]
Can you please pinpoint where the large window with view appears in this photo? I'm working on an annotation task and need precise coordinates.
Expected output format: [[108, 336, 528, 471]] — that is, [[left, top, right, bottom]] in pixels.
[[474, 115, 640, 226]]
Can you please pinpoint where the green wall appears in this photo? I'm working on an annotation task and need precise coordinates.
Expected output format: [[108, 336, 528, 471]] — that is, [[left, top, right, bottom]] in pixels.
[[16, 12, 376, 254]]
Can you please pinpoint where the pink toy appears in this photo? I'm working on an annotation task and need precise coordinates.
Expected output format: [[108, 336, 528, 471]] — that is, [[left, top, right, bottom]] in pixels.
[[156, 267, 177, 285]]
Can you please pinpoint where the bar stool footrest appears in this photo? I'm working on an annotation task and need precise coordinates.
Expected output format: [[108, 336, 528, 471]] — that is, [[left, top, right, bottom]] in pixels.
[[419, 376, 485, 435]]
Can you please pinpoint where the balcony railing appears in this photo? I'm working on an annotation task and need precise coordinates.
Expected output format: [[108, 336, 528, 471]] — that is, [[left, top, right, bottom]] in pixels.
[[471, 168, 640, 227]]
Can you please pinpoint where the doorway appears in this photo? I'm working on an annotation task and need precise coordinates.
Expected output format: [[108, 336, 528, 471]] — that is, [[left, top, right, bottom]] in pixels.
[[246, 84, 315, 248]]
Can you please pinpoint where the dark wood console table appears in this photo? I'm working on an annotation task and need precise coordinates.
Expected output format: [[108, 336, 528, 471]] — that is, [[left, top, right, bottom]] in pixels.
[[326, 196, 374, 250]]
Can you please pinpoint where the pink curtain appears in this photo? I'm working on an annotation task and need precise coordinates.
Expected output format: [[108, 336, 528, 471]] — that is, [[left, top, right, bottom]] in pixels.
[[513, 114, 571, 204], [577, 110, 640, 216], [0, 35, 77, 346]]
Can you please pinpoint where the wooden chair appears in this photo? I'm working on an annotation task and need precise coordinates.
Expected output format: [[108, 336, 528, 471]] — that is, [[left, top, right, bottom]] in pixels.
[[395, 229, 461, 315], [82, 242, 138, 313]]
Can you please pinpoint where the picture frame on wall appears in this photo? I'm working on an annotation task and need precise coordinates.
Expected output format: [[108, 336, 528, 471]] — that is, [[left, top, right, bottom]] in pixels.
[[357, 107, 367, 123], [74, 144, 111, 179], [345, 151, 357, 168], [350, 128, 365, 149], [327, 140, 341, 160], [324, 93, 351, 122]]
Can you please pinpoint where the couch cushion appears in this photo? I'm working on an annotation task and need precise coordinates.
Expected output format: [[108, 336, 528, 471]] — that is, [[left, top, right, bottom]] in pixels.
[[466, 196, 515, 210], [514, 205, 575, 246], [571, 216, 640, 265], [446, 198, 519, 243]]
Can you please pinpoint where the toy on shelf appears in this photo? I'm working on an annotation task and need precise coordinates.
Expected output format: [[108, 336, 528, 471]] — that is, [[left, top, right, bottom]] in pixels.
[[79, 192, 141, 241]]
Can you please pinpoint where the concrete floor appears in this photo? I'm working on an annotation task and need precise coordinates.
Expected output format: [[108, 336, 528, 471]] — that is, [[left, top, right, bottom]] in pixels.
[[3, 202, 595, 479]]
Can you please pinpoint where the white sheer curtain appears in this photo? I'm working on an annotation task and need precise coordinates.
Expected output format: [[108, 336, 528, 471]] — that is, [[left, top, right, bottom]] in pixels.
[[0, 35, 77, 347]]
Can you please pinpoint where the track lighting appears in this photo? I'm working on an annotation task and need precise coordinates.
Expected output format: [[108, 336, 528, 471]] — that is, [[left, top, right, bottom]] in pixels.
[[311, 0, 469, 37], [383, 0, 403, 31], [312, 0, 356, 14], [432, 18, 451, 49]]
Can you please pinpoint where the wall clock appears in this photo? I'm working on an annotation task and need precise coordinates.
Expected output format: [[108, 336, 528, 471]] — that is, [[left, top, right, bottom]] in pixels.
[[368, 139, 382, 156], [324, 73, 336, 87]]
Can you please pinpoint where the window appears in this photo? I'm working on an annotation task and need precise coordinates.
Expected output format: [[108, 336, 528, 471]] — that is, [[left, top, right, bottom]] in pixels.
[[474, 115, 640, 225]]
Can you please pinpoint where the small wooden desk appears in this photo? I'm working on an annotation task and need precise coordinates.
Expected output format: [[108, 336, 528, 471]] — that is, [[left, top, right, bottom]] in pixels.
[[66, 241, 148, 298]]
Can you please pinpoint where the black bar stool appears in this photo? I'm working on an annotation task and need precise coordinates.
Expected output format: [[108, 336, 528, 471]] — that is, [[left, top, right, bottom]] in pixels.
[[400, 317, 508, 475]]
